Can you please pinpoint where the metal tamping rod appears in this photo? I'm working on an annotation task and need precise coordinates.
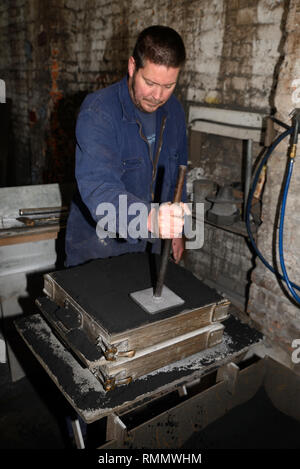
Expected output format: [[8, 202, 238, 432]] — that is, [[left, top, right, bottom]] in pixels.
[[19, 206, 68, 216], [154, 165, 187, 298]]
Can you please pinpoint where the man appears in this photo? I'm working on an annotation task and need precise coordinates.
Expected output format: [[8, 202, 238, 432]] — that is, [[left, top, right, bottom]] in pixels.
[[65, 25, 188, 267]]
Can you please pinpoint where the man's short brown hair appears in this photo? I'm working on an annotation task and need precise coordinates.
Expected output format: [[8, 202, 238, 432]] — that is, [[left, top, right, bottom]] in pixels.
[[132, 25, 186, 70]]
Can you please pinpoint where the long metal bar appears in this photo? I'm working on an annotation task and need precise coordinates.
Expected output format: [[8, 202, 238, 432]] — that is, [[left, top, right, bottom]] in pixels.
[[154, 165, 187, 298], [19, 206, 68, 216], [244, 139, 252, 220]]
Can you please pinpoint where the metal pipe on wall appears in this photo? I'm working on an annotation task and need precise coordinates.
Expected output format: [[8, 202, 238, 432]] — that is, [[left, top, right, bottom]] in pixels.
[[244, 139, 253, 220]]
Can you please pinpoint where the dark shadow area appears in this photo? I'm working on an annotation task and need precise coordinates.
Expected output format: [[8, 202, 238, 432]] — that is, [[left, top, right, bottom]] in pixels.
[[182, 386, 300, 449], [0, 360, 74, 449], [44, 91, 88, 185], [44, 19, 130, 186], [1, 358, 300, 449], [0, 99, 15, 187]]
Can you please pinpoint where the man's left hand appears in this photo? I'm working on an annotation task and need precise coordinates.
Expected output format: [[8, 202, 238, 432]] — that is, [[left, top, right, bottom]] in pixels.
[[172, 237, 185, 264]]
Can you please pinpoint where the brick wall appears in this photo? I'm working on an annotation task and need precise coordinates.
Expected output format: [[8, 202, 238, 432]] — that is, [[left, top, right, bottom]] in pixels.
[[184, 224, 254, 311], [2, 0, 299, 365], [0, 0, 285, 185], [248, 0, 300, 367], [183, 0, 284, 111]]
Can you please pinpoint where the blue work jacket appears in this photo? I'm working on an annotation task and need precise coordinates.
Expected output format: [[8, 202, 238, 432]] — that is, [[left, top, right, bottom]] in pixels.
[[65, 76, 187, 266]]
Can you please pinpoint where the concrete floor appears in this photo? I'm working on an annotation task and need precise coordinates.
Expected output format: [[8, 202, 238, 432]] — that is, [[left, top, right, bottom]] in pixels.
[[1, 355, 300, 450]]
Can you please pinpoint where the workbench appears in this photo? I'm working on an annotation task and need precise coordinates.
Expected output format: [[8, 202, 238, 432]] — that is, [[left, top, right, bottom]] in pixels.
[[16, 310, 263, 448], [0, 183, 264, 447], [0, 183, 73, 380]]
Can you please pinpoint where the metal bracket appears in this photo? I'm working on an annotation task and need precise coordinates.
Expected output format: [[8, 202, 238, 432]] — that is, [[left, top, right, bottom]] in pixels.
[[177, 385, 188, 397], [71, 418, 85, 449], [103, 347, 136, 361], [91, 367, 132, 391], [96, 336, 135, 361], [97, 369, 133, 392], [96, 336, 117, 360], [103, 346, 118, 361], [289, 108, 300, 126], [216, 362, 240, 395], [106, 413, 127, 442]]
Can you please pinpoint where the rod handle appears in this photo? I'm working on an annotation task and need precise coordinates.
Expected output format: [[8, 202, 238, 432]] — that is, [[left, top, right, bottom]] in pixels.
[[154, 165, 187, 298]]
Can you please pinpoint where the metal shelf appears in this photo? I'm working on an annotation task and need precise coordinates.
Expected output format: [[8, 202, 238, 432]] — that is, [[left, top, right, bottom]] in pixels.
[[204, 218, 257, 238]]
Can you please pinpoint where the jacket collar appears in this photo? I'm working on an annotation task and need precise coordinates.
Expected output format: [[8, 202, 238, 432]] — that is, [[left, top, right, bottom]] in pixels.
[[119, 75, 169, 123]]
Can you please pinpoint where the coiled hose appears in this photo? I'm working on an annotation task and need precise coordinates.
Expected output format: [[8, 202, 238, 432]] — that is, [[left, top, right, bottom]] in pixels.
[[246, 123, 300, 305]]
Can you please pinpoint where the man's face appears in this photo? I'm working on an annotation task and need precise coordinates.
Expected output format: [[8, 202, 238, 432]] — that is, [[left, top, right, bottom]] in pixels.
[[128, 57, 180, 113]]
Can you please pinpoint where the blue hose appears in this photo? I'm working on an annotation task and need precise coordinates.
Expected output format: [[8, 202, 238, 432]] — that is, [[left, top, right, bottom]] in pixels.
[[279, 157, 300, 303], [246, 126, 300, 302]]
